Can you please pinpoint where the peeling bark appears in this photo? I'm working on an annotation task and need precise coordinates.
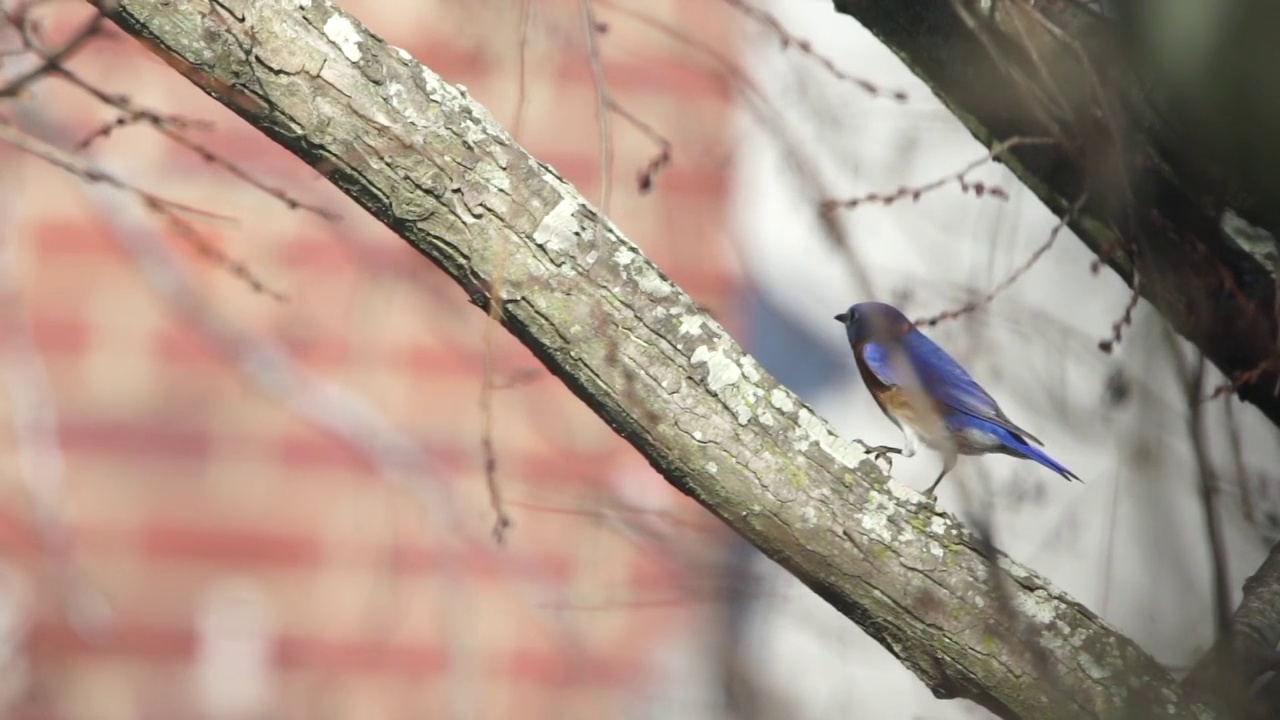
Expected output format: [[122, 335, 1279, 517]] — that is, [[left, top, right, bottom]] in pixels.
[[97, 0, 1218, 718]]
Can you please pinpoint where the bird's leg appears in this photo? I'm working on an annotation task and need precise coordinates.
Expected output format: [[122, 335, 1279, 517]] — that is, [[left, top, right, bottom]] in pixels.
[[922, 450, 958, 501], [852, 439, 901, 469]]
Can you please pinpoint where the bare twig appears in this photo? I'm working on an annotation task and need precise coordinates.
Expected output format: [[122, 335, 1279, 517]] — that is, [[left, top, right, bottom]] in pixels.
[[916, 192, 1086, 326], [948, 0, 1068, 145], [1208, 358, 1280, 401], [56, 69, 340, 221], [598, 0, 874, 292], [0, 119, 228, 219], [1222, 398, 1257, 525], [1097, 279, 1142, 354], [720, 0, 907, 102], [581, 4, 672, 196], [1009, 0, 1135, 208], [609, 98, 670, 194], [479, 252, 513, 544], [578, 0, 613, 214], [822, 136, 1054, 214], [510, 0, 531, 140], [0, 0, 109, 98], [1168, 334, 1232, 640], [0, 120, 287, 300]]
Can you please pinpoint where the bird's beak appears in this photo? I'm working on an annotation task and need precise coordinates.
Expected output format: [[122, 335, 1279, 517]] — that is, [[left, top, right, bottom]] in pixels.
[[834, 312, 848, 323]]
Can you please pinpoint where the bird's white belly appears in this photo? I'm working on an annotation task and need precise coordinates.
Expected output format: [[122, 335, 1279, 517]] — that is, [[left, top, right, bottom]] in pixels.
[[883, 406, 1006, 457], [883, 408, 947, 457]]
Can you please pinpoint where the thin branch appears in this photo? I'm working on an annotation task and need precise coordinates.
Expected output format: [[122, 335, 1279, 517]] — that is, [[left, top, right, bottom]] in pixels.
[[56, 68, 340, 221], [0, 119, 229, 220], [915, 192, 1086, 326], [510, 0, 531, 141], [539, 2, 673, 196], [0, 120, 287, 300], [609, 98, 670, 194], [1222, 398, 1256, 526], [822, 136, 1054, 214], [597, 0, 875, 292], [1168, 333, 1232, 640], [479, 244, 513, 544], [721, 0, 908, 102], [1208, 358, 1280, 402], [578, 0, 612, 214], [0, 0, 109, 97], [947, 0, 1069, 145], [1097, 278, 1142, 354]]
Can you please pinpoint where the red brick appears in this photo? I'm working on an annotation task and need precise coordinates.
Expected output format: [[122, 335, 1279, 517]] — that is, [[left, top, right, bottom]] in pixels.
[[273, 431, 379, 475], [500, 647, 640, 686], [388, 544, 572, 584], [32, 621, 194, 661], [60, 422, 211, 464], [392, 40, 491, 84], [31, 315, 91, 356], [393, 345, 493, 375], [138, 521, 325, 568], [272, 237, 357, 275], [31, 621, 449, 676], [30, 221, 120, 259], [6, 0, 741, 714], [558, 56, 731, 102], [536, 151, 725, 199], [152, 323, 220, 366], [276, 635, 447, 676], [0, 509, 45, 554]]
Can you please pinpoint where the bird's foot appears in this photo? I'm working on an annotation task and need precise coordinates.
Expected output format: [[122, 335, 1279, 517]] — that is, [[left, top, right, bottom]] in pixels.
[[853, 440, 902, 470]]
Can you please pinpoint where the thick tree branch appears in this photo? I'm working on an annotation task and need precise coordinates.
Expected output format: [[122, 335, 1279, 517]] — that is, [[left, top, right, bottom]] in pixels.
[[1185, 542, 1280, 717], [95, 1, 1214, 718], [832, 0, 1280, 426]]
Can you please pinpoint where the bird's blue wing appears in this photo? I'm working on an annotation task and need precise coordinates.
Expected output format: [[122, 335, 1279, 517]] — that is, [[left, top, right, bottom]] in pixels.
[[867, 331, 1042, 445], [859, 341, 906, 387], [899, 331, 999, 411]]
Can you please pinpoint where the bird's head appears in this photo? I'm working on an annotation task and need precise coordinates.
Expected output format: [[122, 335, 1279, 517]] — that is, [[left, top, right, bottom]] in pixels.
[[834, 302, 913, 344]]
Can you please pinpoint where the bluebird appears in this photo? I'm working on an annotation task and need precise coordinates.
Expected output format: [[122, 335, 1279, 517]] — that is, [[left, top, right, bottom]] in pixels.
[[835, 301, 1077, 497]]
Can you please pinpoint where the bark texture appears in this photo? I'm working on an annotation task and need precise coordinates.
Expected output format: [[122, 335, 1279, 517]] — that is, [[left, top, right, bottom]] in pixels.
[[99, 1, 1215, 718]]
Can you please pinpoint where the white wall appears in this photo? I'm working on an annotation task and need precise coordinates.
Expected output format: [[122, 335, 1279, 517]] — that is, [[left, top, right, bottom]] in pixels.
[[723, 1, 1280, 717]]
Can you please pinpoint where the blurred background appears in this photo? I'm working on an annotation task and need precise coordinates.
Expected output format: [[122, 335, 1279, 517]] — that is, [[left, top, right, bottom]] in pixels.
[[0, 0, 1278, 718]]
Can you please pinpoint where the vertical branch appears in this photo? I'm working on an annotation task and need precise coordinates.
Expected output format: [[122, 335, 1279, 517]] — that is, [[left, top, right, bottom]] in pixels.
[[0, 150, 110, 637], [479, 250, 513, 543], [578, 0, 613, 214], [1169, 330, 1232, 636], [511, 0, 532, 140], [1222, 398, 1255, 526]]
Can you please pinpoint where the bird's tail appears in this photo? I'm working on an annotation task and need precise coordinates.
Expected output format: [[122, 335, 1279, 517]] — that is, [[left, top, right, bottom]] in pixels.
[[1007, 437, 1078, 481]]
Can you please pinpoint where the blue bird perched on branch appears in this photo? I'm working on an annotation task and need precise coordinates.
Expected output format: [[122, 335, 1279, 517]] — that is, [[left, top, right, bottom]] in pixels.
[[835, 301, 1078, 498]]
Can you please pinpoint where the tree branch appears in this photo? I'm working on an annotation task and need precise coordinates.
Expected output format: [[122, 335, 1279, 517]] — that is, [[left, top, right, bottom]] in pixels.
[[95, 1, 1214, 717], [831, 0, 1280, 426], [1185, 541, 1280, 717]]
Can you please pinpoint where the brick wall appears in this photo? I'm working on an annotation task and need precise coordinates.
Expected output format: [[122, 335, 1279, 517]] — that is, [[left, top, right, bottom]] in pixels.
[[0, 1, 740, 718]]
